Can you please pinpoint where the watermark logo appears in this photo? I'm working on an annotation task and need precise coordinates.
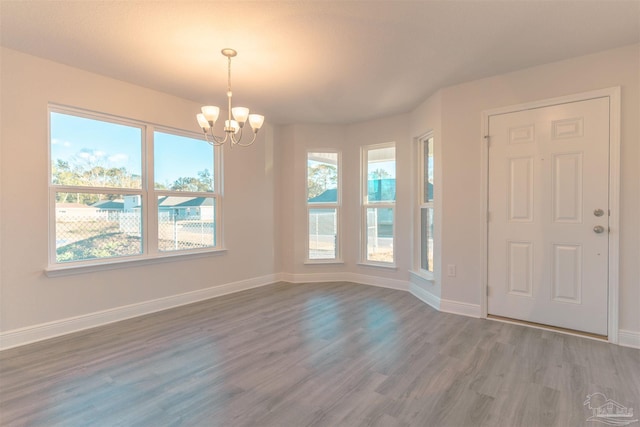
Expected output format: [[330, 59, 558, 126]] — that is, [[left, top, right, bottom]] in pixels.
[[584, 392, 638, 426]]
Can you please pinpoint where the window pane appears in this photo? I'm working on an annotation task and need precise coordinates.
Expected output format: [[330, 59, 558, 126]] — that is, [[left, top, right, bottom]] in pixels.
[[308, 208, 337, 259], [50, 112, 142, 188], [424, 137, 434, 203], [366, 207, 394, 263], [421, 207, 434, 272], [55, 193, 142, 262], [154, 132, 214, 192], [158, 196, 216, 251], [367, 146, 396, 203], [307, 152, 338, 203]]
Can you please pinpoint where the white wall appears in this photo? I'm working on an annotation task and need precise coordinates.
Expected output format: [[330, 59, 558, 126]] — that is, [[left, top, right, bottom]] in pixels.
[[437, 44, 639, 334], [275, 115, 412, 287], [276, 44, 639, 339], [0, 48, 277, 334]]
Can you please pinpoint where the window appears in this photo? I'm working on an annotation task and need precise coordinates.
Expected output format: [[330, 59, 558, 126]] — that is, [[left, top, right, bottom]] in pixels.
[[49, 106, 221, 267], [418, 133, 434, 273], [307, 151, 340, 261], [154, 131, 218, 252], [362, 143, 396, 265]]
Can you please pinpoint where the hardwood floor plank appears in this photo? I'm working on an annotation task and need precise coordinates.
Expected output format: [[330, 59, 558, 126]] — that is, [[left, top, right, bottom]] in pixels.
[[1, 282, 638, 426]]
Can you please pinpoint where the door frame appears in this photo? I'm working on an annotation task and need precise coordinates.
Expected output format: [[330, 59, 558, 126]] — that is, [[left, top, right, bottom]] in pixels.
[[480, 87, 621, 343]]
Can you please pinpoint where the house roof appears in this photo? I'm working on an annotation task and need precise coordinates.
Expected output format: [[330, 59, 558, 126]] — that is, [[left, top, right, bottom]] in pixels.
[[158, 196, 213, 208], [92, 199, 124, 210], [308, 189, 338, 204]]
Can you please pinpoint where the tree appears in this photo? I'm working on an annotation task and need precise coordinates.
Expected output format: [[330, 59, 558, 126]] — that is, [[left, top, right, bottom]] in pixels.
[[307, 164, 337, 199], [369, 168, 390, 180], [170, 169, 213, 192], [52, 151, 141, 205]]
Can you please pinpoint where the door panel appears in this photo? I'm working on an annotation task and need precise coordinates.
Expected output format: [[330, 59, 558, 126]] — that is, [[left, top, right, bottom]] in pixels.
[[487, 97, 609, 335]]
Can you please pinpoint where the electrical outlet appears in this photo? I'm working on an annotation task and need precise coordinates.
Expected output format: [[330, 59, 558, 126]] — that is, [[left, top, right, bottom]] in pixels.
[[447, 264, 456, 277]]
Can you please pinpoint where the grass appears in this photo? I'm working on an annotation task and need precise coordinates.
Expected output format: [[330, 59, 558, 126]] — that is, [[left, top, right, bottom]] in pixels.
[[56, 232, 141, 262]]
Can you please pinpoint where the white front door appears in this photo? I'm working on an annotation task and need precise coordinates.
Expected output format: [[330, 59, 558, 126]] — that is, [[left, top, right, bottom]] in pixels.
[[487, 97, 610, 336]]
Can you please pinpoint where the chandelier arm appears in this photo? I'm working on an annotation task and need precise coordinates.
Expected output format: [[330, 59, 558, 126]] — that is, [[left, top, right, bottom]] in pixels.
[[231, 131, 258, 147], [230, 127, 243, 145], [203, 130, 228, 146]]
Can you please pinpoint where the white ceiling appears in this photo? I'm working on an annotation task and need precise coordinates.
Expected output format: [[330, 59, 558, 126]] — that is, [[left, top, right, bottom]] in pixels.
[[1, 1, 639, 125]]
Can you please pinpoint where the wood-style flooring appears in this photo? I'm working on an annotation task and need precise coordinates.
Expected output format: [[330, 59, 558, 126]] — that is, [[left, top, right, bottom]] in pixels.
[[1, 282, 639, 426]]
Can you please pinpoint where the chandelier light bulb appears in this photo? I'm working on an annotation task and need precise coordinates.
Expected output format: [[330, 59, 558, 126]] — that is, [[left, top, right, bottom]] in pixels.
[[201, 106, 220, 124], [197, 113, 211, 130], [248, 114, 265, 131], [225, 120, 240, 134], [232, 107, 250, 125]]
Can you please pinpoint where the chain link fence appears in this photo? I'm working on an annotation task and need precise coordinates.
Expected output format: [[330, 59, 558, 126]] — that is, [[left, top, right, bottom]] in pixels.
[[158, 211, 215, 251], [55, 211, 142, 262], [308, 209, 337, 259], [55, 210, 216, 262]]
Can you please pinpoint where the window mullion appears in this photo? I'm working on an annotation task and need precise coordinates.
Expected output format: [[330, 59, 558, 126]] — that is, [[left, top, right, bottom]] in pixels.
[[145, 124, 157, 255]]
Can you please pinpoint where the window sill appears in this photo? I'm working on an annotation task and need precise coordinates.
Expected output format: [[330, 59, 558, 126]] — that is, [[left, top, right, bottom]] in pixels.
[[409, 269, 435, 283], [357, 262, 397, 271], [304, 260, 344, 265], [45, 248, 228, 277]]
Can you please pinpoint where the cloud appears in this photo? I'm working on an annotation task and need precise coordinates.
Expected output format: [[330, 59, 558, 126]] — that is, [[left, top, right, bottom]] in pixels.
[[108, 153, 129, 163], [52, 138, 72, 147], [77, 148, 103, 162]]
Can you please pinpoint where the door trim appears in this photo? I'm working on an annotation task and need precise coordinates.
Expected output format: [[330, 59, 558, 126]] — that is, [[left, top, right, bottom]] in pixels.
[[480, 87, 621, 344]]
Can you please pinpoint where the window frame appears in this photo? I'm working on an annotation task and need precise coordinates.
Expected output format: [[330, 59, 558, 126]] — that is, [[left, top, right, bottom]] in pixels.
[[152, 127, 223, 255], [360, 142, 396, 267], [47, 105, 223, 273], [417, 132, 435, 277], [305, 150, 342, 263]]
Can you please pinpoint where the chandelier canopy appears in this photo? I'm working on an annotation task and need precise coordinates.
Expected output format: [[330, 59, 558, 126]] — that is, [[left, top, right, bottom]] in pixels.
[[196, 48, 265, 147]]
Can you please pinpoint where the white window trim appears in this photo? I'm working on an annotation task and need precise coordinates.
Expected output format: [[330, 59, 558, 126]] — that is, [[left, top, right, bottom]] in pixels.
[[417, 132, 435, 278], [305, 149, 342, 263], [47, 105, 223, 274], [361, 142, 396, 267]]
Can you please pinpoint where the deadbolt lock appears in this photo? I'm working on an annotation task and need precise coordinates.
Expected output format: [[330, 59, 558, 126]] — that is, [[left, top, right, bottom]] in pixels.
[[594, 209, 605, 217]]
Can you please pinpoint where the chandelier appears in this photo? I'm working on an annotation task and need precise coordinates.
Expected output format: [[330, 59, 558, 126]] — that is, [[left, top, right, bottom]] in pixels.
[[196, 48, 265, 147]]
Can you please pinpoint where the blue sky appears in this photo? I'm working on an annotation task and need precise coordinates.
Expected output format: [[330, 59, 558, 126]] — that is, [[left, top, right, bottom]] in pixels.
[[50, 112, 213, 186]]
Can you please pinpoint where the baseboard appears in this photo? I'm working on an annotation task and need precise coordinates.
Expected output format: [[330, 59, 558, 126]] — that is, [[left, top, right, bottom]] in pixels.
[[409, 283, 441, 310], [440, 298, 482, 318], [10, 271, 623, 351], [278, 271, 409, 291], [618, 329, 640, 349], [0, 274, 278, 351]]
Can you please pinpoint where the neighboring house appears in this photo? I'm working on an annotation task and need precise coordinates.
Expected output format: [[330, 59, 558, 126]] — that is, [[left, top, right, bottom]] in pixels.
[[308, 188, 337, 204], [55, 203, 99, 220], [158, 196, 214, 221], [308, 180, 400, 238], [91, 199, 125, 220], [91, 199, 124, 211]]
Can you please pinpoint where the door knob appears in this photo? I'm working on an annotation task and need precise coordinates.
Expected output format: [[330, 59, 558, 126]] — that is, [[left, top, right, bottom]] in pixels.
[[593, 225, 605, 234]]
